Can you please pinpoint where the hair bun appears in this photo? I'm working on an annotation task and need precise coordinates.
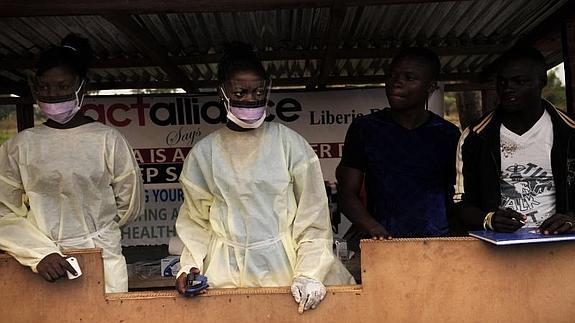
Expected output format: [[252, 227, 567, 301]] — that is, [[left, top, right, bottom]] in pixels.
[[61, 33, 94, 68], [217, 41, 266, 82]]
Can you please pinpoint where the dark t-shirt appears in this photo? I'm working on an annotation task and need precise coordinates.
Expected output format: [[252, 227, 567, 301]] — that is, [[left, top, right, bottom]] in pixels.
[[340, 108, 461, 237]]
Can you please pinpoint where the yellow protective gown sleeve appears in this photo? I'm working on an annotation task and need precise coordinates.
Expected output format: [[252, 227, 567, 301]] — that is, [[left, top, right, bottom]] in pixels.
[[0, 122, 144, 293], [109, 131, 145, 228], [176, 176, 213, 274], [290, 153, 336, 282], [176, 122, 354, 287], [0, 149, 62, 270]]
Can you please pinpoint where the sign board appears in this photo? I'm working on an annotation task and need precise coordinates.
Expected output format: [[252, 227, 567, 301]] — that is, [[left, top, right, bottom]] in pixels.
[[82, 87, 444, 245]]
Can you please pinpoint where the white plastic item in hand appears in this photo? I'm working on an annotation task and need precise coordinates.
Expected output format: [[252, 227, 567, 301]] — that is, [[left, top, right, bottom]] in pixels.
[[65, 257, 82, 280]]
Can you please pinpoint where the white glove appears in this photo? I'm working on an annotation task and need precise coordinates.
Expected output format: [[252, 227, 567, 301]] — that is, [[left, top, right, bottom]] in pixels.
[[290, 276, 327, 314]]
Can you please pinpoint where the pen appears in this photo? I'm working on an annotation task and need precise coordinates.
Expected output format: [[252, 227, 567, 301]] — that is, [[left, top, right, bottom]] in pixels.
[[514, 218, 526, 225], [498, 206, 526, 224]]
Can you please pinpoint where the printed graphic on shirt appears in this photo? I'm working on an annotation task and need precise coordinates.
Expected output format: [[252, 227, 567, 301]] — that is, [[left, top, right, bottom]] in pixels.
[[500, 162, 554, 225], [501, 140, 519, 159]]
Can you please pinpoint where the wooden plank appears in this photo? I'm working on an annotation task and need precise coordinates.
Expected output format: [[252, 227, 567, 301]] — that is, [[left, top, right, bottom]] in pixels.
[[2, 238, 575, 322], [360, 238, 575, 322]]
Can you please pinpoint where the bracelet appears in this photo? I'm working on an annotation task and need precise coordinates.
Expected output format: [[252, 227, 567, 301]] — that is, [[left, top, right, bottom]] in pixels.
[[483, 212, 495, 231]]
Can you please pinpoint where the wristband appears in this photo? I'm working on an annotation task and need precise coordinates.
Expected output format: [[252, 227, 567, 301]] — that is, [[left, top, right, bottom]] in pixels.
[[483, 211, 495, 231]]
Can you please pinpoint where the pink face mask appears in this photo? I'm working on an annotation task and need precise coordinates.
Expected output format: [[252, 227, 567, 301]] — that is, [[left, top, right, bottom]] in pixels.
[[220, 85, 268, 129], [38, 99, 81, 124], [229, 106, 266, 122], [36, 79, 84, 124]]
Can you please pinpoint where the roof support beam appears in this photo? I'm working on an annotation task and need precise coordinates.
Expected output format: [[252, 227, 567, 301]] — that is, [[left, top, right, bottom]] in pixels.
[[103, 14, 196, 93], [334, 44, 510, 58], [0, 0, 466, 17], [314, 1, 347, 89], [83, 72, 476, 91], [0, 75, 29, 96], [444, 82, 495, 92], [2, 44, 508, 70], [0, 73, 479, 104]]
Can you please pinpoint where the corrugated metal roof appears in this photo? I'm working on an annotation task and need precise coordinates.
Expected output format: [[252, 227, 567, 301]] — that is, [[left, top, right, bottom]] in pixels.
[[153, 8, 331, 54], [0, 0, 568, 92], [330, 0, 567, 78]]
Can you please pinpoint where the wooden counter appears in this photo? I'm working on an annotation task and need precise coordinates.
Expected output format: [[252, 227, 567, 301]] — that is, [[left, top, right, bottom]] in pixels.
[[1, 237, 574, 322]]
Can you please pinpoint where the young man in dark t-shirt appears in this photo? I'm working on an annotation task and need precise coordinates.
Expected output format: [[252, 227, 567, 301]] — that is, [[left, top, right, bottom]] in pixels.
[[337, 48, 461, 239]]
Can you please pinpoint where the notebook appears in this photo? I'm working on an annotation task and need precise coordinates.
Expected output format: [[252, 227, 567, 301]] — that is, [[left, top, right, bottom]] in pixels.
[[468, 228, 575, 245]]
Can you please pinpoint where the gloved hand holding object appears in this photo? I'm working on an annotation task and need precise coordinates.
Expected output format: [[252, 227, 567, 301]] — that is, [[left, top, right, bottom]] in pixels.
[[291, 276, 327, 314]]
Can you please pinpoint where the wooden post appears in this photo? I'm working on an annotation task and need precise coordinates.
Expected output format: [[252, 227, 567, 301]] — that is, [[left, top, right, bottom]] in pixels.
[[16, 103, 34, 131], [562, 18, 575, 116], [481, 89, 498, 114], [313, 0, 347, 89], [456, 91, 482, 129]]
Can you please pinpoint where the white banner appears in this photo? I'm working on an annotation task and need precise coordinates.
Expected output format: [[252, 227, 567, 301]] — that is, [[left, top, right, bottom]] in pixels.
[[82, 87, 444, 246]]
